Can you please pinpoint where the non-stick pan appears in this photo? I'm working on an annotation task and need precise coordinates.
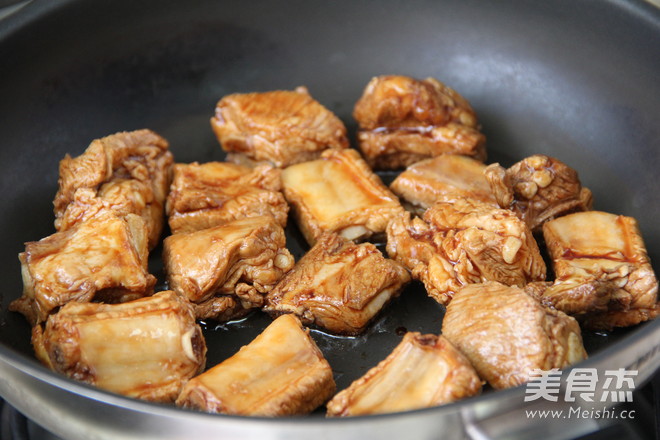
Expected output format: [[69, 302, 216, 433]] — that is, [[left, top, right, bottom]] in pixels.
[[0, 1, 658, 439]]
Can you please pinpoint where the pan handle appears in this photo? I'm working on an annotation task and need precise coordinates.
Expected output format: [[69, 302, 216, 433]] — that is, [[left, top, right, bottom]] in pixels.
[[462, 335, 660, 440], [460, 401, 605, 440], [460, 378, 660, 440]]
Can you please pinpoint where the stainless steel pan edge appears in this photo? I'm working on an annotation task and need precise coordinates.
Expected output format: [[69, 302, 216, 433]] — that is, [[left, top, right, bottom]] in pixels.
[[0, 0, 659, 439], [0, 320, 657, 440]]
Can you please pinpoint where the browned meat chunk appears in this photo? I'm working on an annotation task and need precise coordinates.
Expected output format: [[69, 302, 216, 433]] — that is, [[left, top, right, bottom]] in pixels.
[[386, 199, 546, 305], [163, 216, 295, 321], [282, 148, 405, 245], [581, 306, 660, 329], [264, 233, 410, 335], [353, 75, 486, 169], [176, 314, 335, 416], [10, 212, 155, 325], [390, 154, 497, 214], [442, 282, 587, 390], [57, 181, 157, 244], [211, 87, 348, 168], [54, 129, 173, 249], [166, 161, 288, 234], [539, 211, 659, 329], [32, 291, 206, 403], [326, 333, 481, 416], [485, 155, 592, 232]]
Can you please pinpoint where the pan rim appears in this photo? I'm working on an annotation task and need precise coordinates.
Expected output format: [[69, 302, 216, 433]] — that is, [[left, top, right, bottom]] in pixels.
[[2, 0, 660, 42], [0, 0, 659, 428], [0, 317, 658, 424]]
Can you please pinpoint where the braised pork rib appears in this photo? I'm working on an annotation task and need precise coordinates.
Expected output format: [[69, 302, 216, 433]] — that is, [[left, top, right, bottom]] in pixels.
[[32, 291, 206, 403], [538, 211, 659, 329], [54, 129, 173, 249], [163, 216, 295, 321], [166, 161, 288, 234], [211, 87, 348, 167], [485, 154, 592, 232], [176, 314, 335, 416], [390, 154, 497, 214], [326, 333, 481, 416], [282, 148, 404, 245], [10, 212, 155, 325], [442, 282, 587, 389], [387, 199, 546, 305], [353, 75, 486, 169], [265, 233, 410, 335]]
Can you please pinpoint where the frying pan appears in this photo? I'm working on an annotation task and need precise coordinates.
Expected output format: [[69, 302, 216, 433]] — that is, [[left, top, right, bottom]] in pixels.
[[0, 0, 658, 439]]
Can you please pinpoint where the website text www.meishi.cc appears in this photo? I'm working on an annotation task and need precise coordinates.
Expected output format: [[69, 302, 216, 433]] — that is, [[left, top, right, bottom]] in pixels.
[[523, 367, 638, 420], [526, 405, 635, 420]]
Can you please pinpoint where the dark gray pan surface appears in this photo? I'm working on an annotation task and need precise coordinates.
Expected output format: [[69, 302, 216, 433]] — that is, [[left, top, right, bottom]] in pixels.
[[0, 0, 658, 404]]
